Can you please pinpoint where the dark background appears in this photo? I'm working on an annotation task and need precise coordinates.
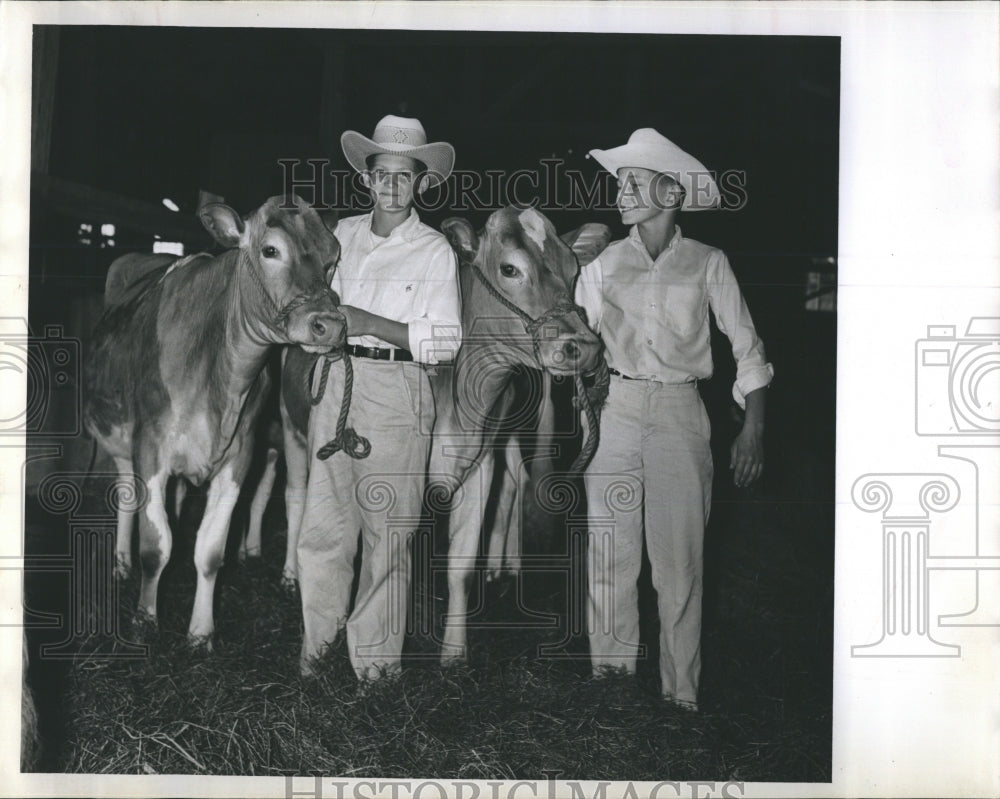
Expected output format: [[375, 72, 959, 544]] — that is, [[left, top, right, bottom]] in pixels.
[[29, 25, 839, 474], [24, 25, 838, 775]]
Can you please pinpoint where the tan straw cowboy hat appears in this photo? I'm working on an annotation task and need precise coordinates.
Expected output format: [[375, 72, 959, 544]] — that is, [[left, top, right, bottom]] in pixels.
[[341, 115, 455, 188], [589, 128, 721, 211]]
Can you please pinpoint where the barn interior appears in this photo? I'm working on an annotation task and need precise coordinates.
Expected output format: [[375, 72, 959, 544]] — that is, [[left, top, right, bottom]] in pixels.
[[23, 25, 838, 777]]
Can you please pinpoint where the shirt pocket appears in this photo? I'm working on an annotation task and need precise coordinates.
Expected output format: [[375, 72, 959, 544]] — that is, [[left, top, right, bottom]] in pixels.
[[662, 281, 707, 338]]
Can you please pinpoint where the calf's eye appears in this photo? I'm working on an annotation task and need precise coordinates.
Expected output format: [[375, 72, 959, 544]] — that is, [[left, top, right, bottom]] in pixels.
[[262, 245, 278, 258], [499, 263, 519, 278]]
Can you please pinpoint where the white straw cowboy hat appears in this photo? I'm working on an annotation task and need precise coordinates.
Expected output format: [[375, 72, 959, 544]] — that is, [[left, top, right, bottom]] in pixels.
[[589, 128, 721, 211], [341, 115, 455, 189]]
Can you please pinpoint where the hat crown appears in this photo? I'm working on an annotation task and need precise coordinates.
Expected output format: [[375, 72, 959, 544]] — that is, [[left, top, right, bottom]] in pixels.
[[371, 115, 428, 148], [629, 128, 671, 147], [340, 114, 455, 187], [587, 127, 721, 211]]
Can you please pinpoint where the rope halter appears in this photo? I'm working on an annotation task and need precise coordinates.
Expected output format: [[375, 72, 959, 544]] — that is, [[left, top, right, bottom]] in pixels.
[[465, 259, 608, 472], [242, 249, 371, 461]]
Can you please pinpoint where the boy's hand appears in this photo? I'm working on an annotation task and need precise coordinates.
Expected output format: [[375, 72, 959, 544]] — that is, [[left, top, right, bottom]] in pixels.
[[730, 423, 764, 487], [337, 305, 411, 351], [339, 305, 370, 336]]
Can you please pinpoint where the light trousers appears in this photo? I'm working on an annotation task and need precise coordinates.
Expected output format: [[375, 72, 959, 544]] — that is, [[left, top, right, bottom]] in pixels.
[[297, 358, 433, 679], [585, 376, 712, 706]]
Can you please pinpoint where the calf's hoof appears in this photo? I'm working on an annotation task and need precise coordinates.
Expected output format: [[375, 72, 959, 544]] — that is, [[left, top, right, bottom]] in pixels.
[[186, 632, 214, 653], [127, 608, 158, 643], [439, 644, 467, 665], [114, 556, 132, 580]]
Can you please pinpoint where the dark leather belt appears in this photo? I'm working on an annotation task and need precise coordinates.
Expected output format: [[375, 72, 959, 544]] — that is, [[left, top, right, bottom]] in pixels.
[[609, 368, 698, 387], [347, 344, 413, 362], [608, 367, 636, 380]]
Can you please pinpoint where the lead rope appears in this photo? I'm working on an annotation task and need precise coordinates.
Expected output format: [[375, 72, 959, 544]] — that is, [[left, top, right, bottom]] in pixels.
[[466, 260, 607, 471], [309, 351, 371, 460], [244, 250, 370, 460]]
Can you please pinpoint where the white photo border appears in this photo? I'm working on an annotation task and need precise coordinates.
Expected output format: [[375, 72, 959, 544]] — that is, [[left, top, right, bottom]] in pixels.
[[1, 2, 998, 798]]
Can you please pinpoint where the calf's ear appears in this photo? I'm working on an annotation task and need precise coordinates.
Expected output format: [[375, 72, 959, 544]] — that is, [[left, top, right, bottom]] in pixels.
[[199, 203, 245, 248], [561, 223, 612, 267], [441, 217, 479, 263]]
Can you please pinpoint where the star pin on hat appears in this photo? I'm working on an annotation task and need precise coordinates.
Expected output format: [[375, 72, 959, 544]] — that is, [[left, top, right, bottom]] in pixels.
[[341, 115, 455, 189], [589, 128, 721, 211]]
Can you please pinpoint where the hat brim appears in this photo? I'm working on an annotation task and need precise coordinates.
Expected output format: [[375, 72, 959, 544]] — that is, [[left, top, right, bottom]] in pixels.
[[589, 143, 721, 211], [341, 131, 455, 188]]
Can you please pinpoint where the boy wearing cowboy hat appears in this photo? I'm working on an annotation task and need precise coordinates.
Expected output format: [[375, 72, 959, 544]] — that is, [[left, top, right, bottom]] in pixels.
[[575, 128, 773, 710], [297, 115, 462, 680]]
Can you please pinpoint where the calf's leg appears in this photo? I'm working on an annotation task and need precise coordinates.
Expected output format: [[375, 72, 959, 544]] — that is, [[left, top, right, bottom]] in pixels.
[[188, 462, 243, 646], [112, 456, 137, 578], [441, 454, 494, 663], [241, 446, 278, 561], [136, 462, 171, 621], [486, 439, 520, 581], [172, 476, 188, 524], [282, 425, 309, 587]]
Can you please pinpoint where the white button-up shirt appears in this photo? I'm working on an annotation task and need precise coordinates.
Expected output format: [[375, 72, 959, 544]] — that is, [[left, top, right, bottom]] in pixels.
[[331, 209, 462, 365], [575, 225, 773, 407]]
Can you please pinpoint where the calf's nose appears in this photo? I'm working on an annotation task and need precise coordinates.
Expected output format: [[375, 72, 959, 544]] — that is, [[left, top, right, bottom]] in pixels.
[[559, 334, 600, 372], [551, 339, 579, 367], [307, 311, 346, 348]]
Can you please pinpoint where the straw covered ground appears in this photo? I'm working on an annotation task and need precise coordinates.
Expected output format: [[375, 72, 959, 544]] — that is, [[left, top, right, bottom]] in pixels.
[[25, 429, 832, 782]]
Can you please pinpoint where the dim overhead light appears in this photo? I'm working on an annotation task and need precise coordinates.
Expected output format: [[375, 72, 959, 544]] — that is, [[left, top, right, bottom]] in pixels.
[[162, 198, 180, 212], [154, 241, 184, 256]]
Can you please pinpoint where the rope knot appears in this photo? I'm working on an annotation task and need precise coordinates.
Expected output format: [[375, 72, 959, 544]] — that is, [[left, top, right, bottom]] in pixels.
[[310, 352, 371, 461]]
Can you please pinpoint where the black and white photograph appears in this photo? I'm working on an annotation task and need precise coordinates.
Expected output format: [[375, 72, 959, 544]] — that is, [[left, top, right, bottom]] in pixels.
[[1, 4, 997, 798]]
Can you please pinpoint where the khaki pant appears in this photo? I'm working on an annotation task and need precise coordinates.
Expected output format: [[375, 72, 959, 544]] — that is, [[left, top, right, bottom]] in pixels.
[[297, 358, 433, 679], [585, 377, 712, 706]]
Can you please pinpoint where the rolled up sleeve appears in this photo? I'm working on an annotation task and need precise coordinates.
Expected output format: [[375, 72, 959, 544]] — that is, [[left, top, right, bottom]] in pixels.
[[707, 251, 774, 408], [410, 244, 463, 364]]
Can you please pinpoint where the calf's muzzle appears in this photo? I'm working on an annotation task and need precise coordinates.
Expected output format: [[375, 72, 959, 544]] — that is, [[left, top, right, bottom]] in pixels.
[[285, 296, 348, 353], [534, 312, 602, 375]]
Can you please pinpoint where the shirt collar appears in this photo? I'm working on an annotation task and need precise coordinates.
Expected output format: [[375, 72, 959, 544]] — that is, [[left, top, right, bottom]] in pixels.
[[365, 207, 421, 243], [628, 224, 683, 259]]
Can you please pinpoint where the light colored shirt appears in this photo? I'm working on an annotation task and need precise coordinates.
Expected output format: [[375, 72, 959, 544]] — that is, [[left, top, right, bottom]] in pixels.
[[332, 209, 462, 365], [575, 225, 773, 407]]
